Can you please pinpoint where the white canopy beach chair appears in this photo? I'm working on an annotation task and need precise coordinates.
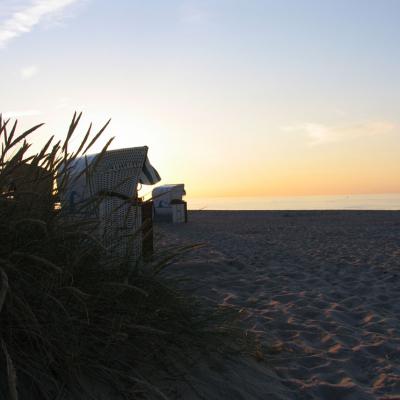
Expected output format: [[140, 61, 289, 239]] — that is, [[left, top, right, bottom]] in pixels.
[[59, 146, 160, 263], [152, 184, 187, 222]]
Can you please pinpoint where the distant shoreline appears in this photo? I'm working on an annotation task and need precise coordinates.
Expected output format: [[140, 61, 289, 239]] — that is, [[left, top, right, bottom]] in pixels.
[[187, 193, 400, 211], [188, 209, 400, 212]]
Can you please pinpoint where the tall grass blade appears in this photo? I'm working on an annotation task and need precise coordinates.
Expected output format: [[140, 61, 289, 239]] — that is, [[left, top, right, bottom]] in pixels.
[[0, 267, 8, 313], [1, 340, 18, 400], [83, 118, 111, 154], [9, 123, 44, 148]]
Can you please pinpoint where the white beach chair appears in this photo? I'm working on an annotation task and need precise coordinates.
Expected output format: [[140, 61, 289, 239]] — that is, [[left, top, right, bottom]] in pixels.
[[59, 146, 149, 264], [88, 146, 149, 263]]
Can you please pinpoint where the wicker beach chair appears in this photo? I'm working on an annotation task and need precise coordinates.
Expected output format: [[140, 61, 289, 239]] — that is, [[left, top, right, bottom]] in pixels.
[[88, 146, 148, 263], [60, 146, 149, 264]]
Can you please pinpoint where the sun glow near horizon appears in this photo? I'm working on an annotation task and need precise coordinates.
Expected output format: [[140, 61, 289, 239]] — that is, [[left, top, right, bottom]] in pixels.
[[1, 0, 400, 199]]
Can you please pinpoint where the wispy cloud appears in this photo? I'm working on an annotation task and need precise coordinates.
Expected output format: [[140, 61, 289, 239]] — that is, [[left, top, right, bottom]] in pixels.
[[20, 64, 38, 79], [283, 121, 396, 146], [2, 109, 41, 118], [0, 0, 82, 48]]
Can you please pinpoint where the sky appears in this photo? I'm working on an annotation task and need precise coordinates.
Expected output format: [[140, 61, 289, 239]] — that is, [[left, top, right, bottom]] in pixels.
[[1, 0, 399, 198]]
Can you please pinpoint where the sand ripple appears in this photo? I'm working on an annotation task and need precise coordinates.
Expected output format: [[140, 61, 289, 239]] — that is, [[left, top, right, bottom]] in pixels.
[[159, 211, 400, 399]]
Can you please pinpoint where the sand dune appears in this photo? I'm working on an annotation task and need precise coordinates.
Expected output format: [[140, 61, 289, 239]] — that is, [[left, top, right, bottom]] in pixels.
[[157, 211, 400, 399]]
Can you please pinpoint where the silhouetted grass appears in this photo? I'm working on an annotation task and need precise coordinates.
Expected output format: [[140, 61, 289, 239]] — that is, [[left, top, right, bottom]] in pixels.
[[0, 113, 254, 400]]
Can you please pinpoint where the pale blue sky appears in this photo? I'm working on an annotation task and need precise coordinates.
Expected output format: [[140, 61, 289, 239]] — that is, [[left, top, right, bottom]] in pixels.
[[1, 0, 400, 196]]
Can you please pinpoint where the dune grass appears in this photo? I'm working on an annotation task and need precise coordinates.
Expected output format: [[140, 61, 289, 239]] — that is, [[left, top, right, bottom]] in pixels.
[[0, 113, 254, 400]]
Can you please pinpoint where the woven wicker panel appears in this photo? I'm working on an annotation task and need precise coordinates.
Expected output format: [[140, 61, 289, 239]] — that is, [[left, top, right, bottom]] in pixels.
[[87, 147, 148, 263]]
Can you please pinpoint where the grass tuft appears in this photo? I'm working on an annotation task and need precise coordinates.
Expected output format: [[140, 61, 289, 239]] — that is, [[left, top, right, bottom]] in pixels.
[[0, 113, 252, 399]]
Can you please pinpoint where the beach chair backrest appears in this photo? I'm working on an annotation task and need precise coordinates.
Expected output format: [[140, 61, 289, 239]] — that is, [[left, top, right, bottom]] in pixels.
[[88, 146, 148, 196]]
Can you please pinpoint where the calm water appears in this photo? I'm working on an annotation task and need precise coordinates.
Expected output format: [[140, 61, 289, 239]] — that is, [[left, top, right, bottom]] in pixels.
[[188, 193, 400, 211]]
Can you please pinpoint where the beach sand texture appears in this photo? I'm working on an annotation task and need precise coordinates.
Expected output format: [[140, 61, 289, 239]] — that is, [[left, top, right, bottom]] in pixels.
[[158, 211, 400, 400]]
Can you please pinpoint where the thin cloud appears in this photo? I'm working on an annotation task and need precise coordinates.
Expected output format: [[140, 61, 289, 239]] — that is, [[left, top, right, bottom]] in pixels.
[[2, 109, 41, 118], [0, 0, 82, 48], [20, 64, 38, 79], [283, 121, 396, 146]]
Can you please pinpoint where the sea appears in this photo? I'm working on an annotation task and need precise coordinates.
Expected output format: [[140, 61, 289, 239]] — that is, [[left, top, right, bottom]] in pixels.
[[187, 193, 400, 211]]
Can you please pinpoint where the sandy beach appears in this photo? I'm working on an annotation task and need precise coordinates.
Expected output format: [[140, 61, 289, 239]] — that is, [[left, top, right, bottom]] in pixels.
[[157, 211, 400, 399]]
